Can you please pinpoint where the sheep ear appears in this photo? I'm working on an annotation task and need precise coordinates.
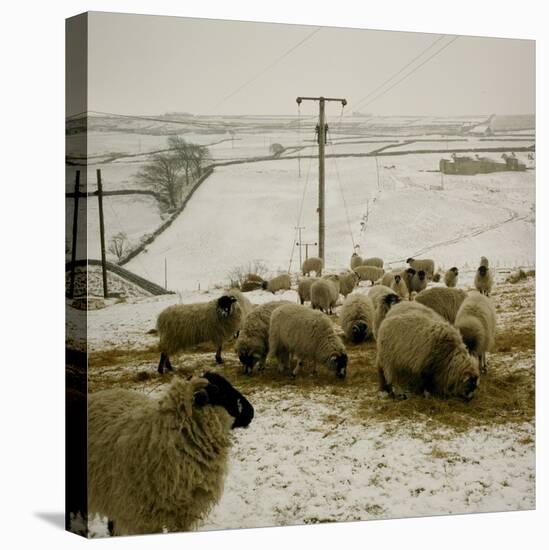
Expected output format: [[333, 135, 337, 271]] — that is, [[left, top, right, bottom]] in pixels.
[[182, 377, 209, 417]]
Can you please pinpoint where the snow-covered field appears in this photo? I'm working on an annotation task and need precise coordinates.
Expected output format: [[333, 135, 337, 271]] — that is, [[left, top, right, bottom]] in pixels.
[[79, 273, 535, 536]]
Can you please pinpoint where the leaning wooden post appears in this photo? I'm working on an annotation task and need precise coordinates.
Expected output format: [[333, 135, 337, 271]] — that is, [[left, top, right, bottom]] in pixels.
[[96, 169, 108, 298], [68, 170, 80, 298]]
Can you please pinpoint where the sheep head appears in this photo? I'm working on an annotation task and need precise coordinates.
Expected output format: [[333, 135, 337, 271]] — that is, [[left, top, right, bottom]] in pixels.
[[328, 352, 348, 379], [351, 321, 368, 343], [217, 295, 237, 318]]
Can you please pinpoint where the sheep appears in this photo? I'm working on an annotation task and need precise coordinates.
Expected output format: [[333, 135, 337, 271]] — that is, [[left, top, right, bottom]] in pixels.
[[226, 288, 254, 319], [263, 273, 292, 293], [381, 269, 404, 287], [402, 267, 417, 292], [311, 275, 340, 314], [338, 271, 360, 298], [407, 257, 435, 279], [373, 292, 401, 340], [340, 293, 375, 343], [362, 256, 384, 268], [267, 303, 348, 378], [235, 300, 292, 374], [157, 294, 242, 372], [432, 269, 443, 283], [240, 280, 263, 292], [354, 265, 385, 286], [297, 277, 319, 305], [444, 267, 459, 288], [410, 270, 428, 293], [368, 284, 397, 309], [350, 252, 363, 270], [245, 273, 265, 284], [302, 256, 323, 277], [474, 265, 494, 296], [414, 287, 468, 324], [390, 274, 409, 301], [383, 268, 415, 292], [88, 372, 254, 536], [455, 291, 496, 374], [480, 256, 489, 268], [376, 301, 480, 400]]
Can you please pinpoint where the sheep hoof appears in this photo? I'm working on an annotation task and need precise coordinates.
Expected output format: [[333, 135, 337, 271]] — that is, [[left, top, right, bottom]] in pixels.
[[216, 356, 224, 365]]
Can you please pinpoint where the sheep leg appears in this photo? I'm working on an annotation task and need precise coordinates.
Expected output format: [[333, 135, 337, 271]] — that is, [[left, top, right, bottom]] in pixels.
[[481, 352, 488, 374], [107, 519, 115, 537], [158, 352, 168, 374], [215, 345, 223, 364], [376, 360, 390, 394]]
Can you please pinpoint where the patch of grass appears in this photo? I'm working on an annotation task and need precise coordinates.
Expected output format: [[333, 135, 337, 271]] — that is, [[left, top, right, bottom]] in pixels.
[[495, 328, 535, 352]]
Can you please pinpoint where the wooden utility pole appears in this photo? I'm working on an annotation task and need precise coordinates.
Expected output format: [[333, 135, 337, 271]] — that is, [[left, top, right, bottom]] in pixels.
[[296, 240, 317, 262], [295, 225, 305, 267], [68, 170, 80, 299], [296, 96, 347, 262], [96, 169, 108, 298]]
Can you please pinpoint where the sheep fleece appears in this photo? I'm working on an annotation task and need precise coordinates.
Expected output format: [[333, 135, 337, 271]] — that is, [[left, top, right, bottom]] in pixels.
[[415, 287, 467, 324], [340, 293, 375, 341], [88, 378, 233, 535]]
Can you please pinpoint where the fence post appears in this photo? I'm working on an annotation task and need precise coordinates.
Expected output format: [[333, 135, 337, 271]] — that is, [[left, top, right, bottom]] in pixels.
[[97, 169, 108, 298], [68, 170, 80, 298]]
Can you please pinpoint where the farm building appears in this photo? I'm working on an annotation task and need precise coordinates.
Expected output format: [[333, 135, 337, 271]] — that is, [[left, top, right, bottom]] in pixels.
[[440, 153, 527, 175]]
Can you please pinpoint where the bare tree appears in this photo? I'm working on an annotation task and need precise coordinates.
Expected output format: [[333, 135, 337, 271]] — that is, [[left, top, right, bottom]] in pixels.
[[136, 153, 182, 211], [269, 143, 284, 156], [168, 136, 211, 186], [108, 232, 129, 262]]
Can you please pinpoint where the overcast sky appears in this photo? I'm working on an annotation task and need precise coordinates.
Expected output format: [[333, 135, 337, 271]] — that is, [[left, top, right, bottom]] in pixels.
[[86, 11, 535, 118]]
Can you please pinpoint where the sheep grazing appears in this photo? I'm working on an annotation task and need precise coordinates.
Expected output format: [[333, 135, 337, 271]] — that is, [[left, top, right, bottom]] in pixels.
[[88, 373, 253, 536], [390, 274, 409, 301], [297, 277, 319, 305], [338, 271, 360, 298], [455, 291, 496, 374], [407, 257, 435, 280], [157, 294, 242, 372], [368, 284, 397, 308], [474, 265, 494, 296], [267, 303, 348, 378], [311, 275, 340, 314], [362, 256, 384, 268], [340, 293, 375, 343], [480, 256, 489, 268], [373, 291, 401, 339], [414, 287, 468, 324], [235, 300, 292, 374], [354, 265, 385, 286], [302, 256, 323, 277], [410, 270, 428, 293], [226, 288, 254, 319], [263, 273, 292, 294], [444, 267, 459, 288], [350, 252, 363, 270], [376, 301, 480, 401]]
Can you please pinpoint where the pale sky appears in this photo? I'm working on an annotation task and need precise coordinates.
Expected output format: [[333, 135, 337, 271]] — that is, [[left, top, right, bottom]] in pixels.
[[86, 11, 535, 117]]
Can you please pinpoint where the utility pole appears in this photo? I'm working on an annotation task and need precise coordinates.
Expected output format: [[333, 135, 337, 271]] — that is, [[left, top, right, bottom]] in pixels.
[[96, 169, 108, 298], [295, 225, 305, 267], [68, 170, 80, 299], [296, 240, 318, 262], [296, 96, 347, 262]]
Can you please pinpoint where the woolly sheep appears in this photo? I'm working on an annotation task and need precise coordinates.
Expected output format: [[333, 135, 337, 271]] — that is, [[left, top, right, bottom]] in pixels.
[[350, 253, 363, 270], [340, 293, 375, 343], [302, 256, 323, 277], [383, 268, 415, 292], [88, 372, 254, 536], [267, 303, 348, 378], [338, 271, 360, 297], [455, 291, 496, 373], [354, 265, 385, 286], [368, 284, 397, 309], [373, 291, 401, 340], [414, 287, 468, 324], [235, 300, 292, 374], [376, 301, 480, 400], [157, 294, 242, 372], [444, 267, 459, 288], [474, 265, 494, 296], [362, 256, 384, 268], [311, 275, 340, 314], [407, 257, 435, 279], [480, 256, 489, 268], [402, 267, 417, 292], [297, 277, 319, 304], [410, 270, 428, 293], [226, 288, 254, 319], [245, 273, 265, 284], [263, 273, 292, 293], [390, 274, 409, 300]]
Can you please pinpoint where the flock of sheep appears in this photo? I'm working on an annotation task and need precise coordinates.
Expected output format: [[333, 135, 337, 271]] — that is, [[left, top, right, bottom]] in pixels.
[[83, 251, 499, 536]]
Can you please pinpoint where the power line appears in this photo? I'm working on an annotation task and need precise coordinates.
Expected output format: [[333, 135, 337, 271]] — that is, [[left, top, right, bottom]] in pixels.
[[213, 27, 322, 110], [358, 36, 460, 110], [353, 34, 447, 111]]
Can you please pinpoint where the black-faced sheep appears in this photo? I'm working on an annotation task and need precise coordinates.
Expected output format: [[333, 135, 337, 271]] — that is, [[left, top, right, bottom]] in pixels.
[[88, 372, 254, 536], [410, 270, 428, 293], [350, 252, 363, 270], [390, 274, 409, 301], [444, 267, 459, 288], [414, 286, 468, 324], [373, 291, 401, 340], [340, 293, 375, 343], [362, 256, 384, 268], [302, 256, 323, 277], [474, 265, 494, 296], [354, 265, 384, 286], [263, 273, 292, 293], [157, 295, 242, 372], [407, 258, 435, 280], [455, 291, 496, 373], [267, 303, 348, 378], [480, 256, 489, 268], [235, 300, 292, 374], [311, 275, 340, 314], [376, 301, 480, 400]]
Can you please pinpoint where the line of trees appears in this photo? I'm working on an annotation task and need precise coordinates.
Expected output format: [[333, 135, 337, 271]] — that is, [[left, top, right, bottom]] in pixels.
[[136, 136, 211, 213]]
